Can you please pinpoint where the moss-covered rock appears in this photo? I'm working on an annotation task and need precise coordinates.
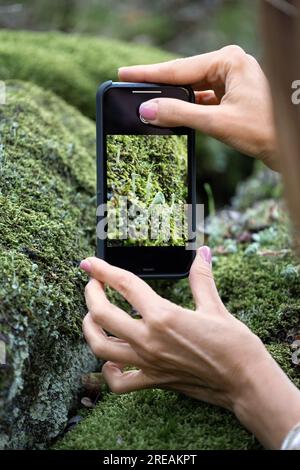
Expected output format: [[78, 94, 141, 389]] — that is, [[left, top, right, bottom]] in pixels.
[[1, 31, 299, 451], [56, 186, 300, 450], [0, 29, 173, 120], [0, 80, 99, 449], [0, 29, 254, 207]]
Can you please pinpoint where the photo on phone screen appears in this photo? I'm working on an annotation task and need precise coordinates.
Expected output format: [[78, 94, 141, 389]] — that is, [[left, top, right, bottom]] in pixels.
[[106, 134, 188, 247]]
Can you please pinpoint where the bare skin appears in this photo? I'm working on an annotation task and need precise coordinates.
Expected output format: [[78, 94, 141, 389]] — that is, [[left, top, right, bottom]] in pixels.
[[80, 46, 300, 449], [119, 45, 279, 170]]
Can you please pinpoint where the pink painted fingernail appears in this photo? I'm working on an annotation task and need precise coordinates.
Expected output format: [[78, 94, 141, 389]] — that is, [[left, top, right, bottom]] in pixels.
[[199, 246, 212, 264], [80, 259, 92, 273], [139, 101, 158, 121]]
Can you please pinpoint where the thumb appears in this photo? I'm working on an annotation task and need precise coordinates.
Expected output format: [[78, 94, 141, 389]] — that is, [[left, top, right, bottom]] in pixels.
[[189, 246, 223, 311], [139, 98, 222, 135], [102, 362, 156, 394]]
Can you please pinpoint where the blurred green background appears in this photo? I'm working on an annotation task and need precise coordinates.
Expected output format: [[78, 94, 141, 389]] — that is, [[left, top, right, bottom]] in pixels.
[[0, 0, 260, 208]]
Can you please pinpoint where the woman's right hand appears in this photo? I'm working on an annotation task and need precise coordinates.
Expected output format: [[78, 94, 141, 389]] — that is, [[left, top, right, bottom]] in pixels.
[[119, 45, 278, 171]]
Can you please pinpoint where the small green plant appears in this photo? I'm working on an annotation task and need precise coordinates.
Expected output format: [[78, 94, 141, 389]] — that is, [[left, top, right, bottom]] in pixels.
[[107, 135, 188, 246], [204, 182, 216, 217]]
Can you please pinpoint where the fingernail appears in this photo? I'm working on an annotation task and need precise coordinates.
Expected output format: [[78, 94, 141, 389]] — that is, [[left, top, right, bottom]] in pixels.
[[80, 259, 92, 273], [118, 66, 131, 80], [199, 246, 212, 264], [139, 101, 158, 121], [118, 66, 127, 75], [201, 95, 212, 104]]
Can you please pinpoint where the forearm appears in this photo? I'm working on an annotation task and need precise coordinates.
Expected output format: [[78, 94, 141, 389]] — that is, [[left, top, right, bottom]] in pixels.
[[234, 354, 300, 449]]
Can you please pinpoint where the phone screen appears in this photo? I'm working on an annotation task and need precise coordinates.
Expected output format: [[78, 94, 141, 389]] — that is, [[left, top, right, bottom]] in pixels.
[[98, 83, 195, 278], [106, 133, 188, 247]]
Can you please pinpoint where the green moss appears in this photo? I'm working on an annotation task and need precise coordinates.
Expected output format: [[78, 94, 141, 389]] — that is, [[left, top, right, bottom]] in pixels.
[[55, 389, 259, 450], [107, 135, 188, 246], [0, 29, 174, 120], [0, 29, 255, 207], [0, 80, 99, 449], [56, 198, 300, 450], [0, 30, 176, 448], [213, 253, 300, 341]]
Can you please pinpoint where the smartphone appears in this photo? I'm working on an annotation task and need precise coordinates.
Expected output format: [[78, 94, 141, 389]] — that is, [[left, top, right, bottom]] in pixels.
[[96, 81, 196, 279]]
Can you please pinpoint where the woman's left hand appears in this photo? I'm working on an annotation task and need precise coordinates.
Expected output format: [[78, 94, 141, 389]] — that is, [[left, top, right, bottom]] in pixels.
[[79, 247, 269, 411]]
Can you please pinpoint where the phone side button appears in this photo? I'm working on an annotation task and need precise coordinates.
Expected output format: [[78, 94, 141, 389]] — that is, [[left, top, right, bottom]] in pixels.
[[142, 267, 155, 272]]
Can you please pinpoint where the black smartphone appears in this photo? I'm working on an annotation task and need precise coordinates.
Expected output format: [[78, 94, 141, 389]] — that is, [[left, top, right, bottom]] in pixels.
[[96, 81, 196, 279]]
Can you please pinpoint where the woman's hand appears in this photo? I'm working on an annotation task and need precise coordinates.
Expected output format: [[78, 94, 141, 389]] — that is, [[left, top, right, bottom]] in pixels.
[[119, 46, 278, 170], [80, 247, 300, 448], [81, 247, 264, 407]]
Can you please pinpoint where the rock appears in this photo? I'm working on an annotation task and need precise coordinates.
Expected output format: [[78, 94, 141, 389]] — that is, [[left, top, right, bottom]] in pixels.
[[80, 397, 95, 409], [0, 81, 99, 449], [65, 415, 83, 433], [81, 373, 106, 393]]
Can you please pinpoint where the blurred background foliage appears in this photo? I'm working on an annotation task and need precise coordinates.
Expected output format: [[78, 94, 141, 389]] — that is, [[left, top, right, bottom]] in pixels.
[[0, 0, 260, 208]]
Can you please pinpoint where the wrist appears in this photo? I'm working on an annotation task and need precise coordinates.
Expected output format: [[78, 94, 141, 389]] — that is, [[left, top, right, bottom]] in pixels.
[[260, 149, 280, 172], [258, 132, 279, 172], [233, 347, 300, 449]]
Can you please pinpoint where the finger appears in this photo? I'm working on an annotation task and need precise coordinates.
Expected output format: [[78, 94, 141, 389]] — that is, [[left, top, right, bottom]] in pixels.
[[188, 246, 225, 312], [80, 257, 162, 315], [138, 97, 224, 135], [102, 362, 156, 393], [83, 313, 146, 367], [118, 49, 238, 90], [195, 90, 220, 106], [163, 382, 230, 409], [103, 362, 229, 407], [84, 278, 145, 340]]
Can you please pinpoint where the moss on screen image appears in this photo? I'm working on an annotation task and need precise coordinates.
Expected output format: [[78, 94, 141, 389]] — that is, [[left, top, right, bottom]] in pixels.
[[107, 134, 188, 246]]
